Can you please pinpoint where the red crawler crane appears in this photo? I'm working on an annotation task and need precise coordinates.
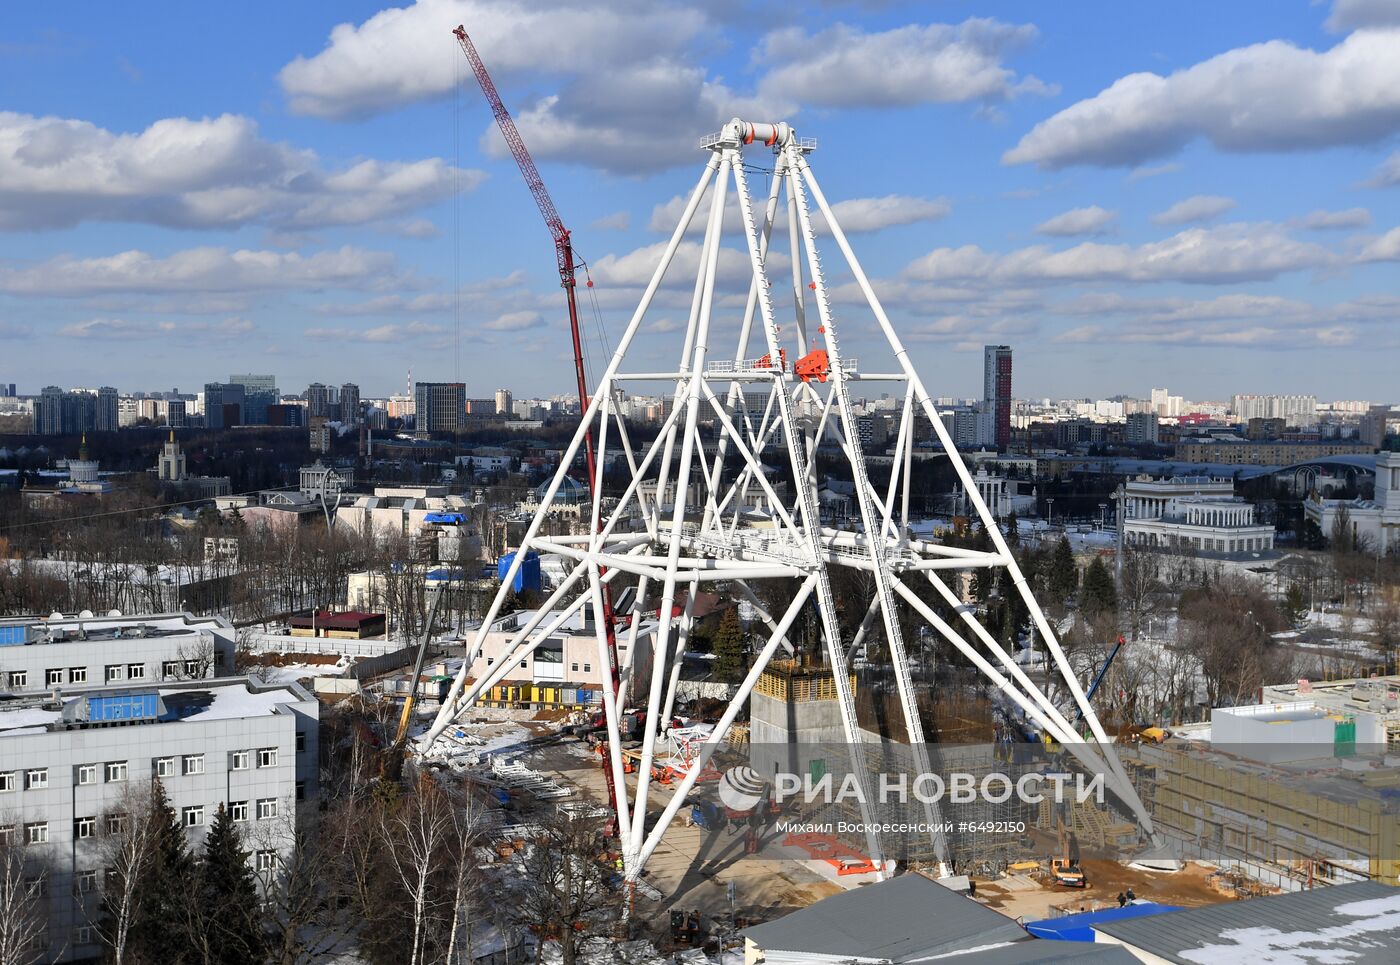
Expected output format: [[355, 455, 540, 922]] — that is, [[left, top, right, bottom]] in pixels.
[[453, 25, 626, 836]]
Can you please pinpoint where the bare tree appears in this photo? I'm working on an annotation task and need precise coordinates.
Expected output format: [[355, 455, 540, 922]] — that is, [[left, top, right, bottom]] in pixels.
[[1118, 546, 1163, 640], [0, 839, 48, 965], [379, 777, 455, 965], [251, 814, 352, 965], [511, 812, 621, 965], [94, 786, 161, 965]]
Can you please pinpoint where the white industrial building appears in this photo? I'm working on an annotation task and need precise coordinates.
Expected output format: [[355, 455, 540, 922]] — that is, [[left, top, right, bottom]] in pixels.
[[335, 485, 476, 540], [1305, 451, 1400, 555], [0, 611, 236, 695], [0, 676, 318, 963], [1120, 475, 1275, 556]]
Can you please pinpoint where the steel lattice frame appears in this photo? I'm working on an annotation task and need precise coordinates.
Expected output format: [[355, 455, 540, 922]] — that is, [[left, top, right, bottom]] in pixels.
[[421, 120, 1154, 881]]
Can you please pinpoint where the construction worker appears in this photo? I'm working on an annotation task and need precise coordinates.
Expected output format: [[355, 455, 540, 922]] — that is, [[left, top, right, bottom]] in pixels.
[[1117, 892, 1127, 907]]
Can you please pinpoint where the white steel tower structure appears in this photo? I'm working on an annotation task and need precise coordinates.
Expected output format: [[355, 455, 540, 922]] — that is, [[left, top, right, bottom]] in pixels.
[[421, 119, 1153, 881]]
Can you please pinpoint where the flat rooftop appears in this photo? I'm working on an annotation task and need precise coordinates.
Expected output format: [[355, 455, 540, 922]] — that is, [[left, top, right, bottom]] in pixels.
[[0, 677, 306, 738]]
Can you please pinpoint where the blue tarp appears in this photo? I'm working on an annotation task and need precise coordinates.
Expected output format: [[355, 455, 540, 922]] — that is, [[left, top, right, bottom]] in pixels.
[[1025, 902, 1182, 942]]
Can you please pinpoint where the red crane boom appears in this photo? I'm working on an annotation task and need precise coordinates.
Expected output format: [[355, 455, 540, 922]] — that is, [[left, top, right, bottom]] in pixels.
[[453, 24, 625, 836]]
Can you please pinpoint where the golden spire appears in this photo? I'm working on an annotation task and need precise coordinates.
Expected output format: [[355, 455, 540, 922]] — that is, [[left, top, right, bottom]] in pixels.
[[168, 428, 176, 444], [79, 433, 88, 461]]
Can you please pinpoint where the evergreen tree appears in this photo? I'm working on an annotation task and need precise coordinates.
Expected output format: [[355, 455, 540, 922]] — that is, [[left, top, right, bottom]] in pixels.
[[1047, 536, 1078, 603], [712, 607, 748, 683], [199, 804, 266, 965], [1282, 584, 1308, 626], [126, 780, 197, 964], [1004, 511, 1020, 547], [1079, 556, 1118, 616], [971, 523, 996, 604]]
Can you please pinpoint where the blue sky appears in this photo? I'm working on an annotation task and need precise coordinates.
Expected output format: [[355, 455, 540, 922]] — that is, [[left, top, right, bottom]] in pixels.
[[1, 0, 1399, 402]]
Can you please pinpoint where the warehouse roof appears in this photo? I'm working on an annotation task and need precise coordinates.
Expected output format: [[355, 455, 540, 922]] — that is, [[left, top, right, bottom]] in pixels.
[[1092, 880, 1400, 963], [742, 872, 1027, 962]]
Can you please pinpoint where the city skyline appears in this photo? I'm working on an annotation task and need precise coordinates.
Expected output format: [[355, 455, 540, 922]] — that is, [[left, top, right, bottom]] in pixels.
[[1, 2, 1399, 400]]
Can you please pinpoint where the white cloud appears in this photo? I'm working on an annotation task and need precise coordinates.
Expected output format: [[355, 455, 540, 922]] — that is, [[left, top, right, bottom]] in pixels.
[[0, 321, 34, 339], [482, 310, 542, 331], [1035, 205, 1116, 237], [58, 317, 256, 340], [648, 189, 949, 236], [0, 246, 406, 296], [279, 0, 707, 119], [1127, 162, 1183, 181], [1295, 207, 1372, 229], [821, 195, 952, 233], [592, 211, 630, 231], [754, 19, 1052, 108], [0, 111, 481, 231], [1368, 150, 1400, 186], [903, 223, 1334, 286], [1004, 28, 1400, 168], [303, 320, 447, 342], [1327, 0, 1400, 32], [1152, 194, 1237, 225], [1358, 225, 1400, 261]]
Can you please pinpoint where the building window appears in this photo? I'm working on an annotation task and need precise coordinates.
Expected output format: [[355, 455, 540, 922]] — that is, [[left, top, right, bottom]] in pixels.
[[8, 671, 27, 688], [184, 660, 200, 676], [77, 764, 97, 786], [74, 816, 96, 840], [230, 801, 249, 823], [583, 663, 591, 673], [23, 876, 47, 898], [520, 659, 527, 668], [182, 755, 205, 776], [25, 769, 48, 790], [25, 822, 48, 845], [0, 772, 14, 793], [256, 799, 278, 820], [486, 657, 494, 666], [571, 663, 579, 672], [76, 926, 95, 944], [127, 663, 146, 681], [295, 732, 306, 753], [155, 758, 175, 779], [231, 751, 250, 771], [104, 665, 123, 683], [45, 668, 63, 686], [256, 748, 278, 769], [295, 781, 305, 802], [69, 667, 87, 684], [74, 871, 97, 896], [104, 762, 127, 783], [105, 814, 128, 835], [162, 660, 180, 678], [182, 806, 204, 828], [0, 826, 13, 844], [255, 850, 277, 872]]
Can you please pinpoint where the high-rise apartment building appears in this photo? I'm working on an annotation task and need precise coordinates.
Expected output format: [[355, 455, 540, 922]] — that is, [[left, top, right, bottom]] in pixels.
[[414, 381, 466, 438], [982, 345, 1012, 450], [339, 382, 361, 424], [306, 382, 330, 419], [33, 386, 119, 435], [495, 388, 513, 416], [1125, 411, 1160, 445]]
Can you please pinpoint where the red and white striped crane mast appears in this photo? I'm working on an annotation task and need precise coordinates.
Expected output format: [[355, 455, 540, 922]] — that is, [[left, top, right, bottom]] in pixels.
[[452, 25, 625, 831]]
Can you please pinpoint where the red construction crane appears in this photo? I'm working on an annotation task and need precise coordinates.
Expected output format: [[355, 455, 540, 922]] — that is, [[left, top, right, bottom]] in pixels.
[[453, 24, 626, 835]]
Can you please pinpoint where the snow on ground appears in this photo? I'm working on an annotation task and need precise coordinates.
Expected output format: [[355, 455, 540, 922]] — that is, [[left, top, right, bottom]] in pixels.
[[258, 657, 352, 686]]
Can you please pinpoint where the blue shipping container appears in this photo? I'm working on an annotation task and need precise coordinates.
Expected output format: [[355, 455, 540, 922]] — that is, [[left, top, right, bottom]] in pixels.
[[497, 551, 542, 594], [0, 625, 28, 646], [86, 693, 159, 722]]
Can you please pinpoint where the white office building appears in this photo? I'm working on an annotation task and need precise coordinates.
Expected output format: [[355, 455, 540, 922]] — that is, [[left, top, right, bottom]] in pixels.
[[1305, 451, 1400, 555], [0, 676, 318, 962], [1120, 475, 1275, 556], [0, 611, 236, 696]]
